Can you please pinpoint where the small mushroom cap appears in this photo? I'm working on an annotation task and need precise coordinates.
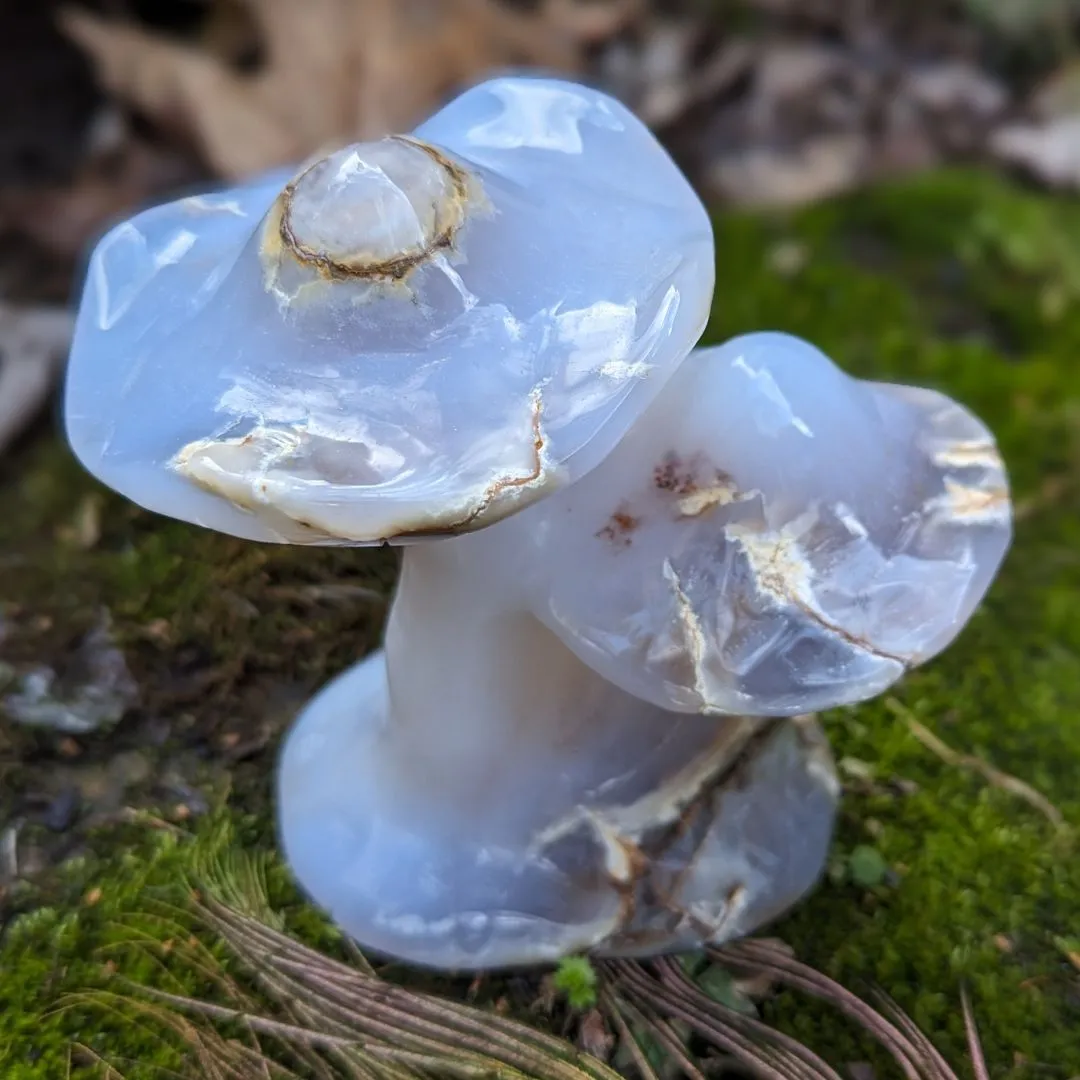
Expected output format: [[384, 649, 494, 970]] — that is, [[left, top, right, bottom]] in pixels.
[[64, 77, 714, 544], [487, 332, 1012, 715]]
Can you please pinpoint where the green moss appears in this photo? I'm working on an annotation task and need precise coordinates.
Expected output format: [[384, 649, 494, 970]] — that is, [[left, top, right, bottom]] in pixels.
[[0, 820, 191, 1079], [554, 956, 599, 1010], [3, 167, 1080, 1074], [0, 811, 348, 1079], [700, 168, 1080, 1070]]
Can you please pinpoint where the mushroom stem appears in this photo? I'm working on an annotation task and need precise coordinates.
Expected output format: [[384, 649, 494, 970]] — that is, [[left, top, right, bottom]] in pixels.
[[277, 525, 839, 971], [381, 543, 629, 826]]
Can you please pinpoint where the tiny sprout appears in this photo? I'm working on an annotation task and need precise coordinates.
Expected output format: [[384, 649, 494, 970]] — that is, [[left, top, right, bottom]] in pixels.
[[554, 956, 599, 1011]]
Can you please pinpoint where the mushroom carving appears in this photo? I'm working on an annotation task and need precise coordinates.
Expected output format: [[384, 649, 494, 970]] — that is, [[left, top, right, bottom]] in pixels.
[[63, 76, 1012, 970]]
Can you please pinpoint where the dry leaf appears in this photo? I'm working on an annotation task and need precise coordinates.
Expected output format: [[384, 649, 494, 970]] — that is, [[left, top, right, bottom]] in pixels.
[[60, 0, 642, 180], [991, 116, 1080, 188], [1030, 60, 1080, 120], [903, 61, 1007, 118], [0, 136, 202, 260], [0, 302, 74, 454], [604, 24, 755, 129], [578, 1008, 614, 1060], [708, 132, 869, 207]]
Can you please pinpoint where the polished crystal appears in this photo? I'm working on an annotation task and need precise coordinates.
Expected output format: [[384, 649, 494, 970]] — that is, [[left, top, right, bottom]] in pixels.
[[64, 76, 1012, 970]]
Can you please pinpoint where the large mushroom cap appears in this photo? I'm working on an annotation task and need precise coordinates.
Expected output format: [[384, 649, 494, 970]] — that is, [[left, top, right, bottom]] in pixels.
[[64, 76, 714, 544]]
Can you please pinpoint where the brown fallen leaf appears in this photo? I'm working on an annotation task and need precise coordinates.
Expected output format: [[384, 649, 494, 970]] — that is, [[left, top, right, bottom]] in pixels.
[[1030, 59, 1080, 121], [0, 135, 203, 260], [708, 132, 869, 208], [903, 61, 1007, 119], [60, 0, 642, 180], [603, 25, 755, 130], [578, 1008, 614, 1060]]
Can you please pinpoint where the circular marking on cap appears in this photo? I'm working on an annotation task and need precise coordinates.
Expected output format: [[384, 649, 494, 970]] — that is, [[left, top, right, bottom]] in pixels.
[[271, 136, 476, 283]]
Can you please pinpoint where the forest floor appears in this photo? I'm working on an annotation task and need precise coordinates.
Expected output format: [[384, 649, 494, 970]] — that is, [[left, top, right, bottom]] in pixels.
[[2, 2, 1080, 1077]]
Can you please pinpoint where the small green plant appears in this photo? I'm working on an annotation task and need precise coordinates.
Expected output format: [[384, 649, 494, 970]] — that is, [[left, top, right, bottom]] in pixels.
[[554, 955, 599, 1010], [828, 844, 890, 888], [848, 844, 890, 888]]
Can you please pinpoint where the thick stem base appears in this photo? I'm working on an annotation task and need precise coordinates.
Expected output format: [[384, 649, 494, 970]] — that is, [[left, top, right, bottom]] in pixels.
[[277, 644, 837, 970]]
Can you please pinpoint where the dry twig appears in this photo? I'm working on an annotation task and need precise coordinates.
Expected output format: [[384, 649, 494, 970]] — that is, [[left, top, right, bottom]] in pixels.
[[885, 697, 1065, 829]]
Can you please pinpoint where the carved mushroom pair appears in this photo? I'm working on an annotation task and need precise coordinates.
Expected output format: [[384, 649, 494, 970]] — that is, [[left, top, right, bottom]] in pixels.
[[63, 77, 1011, 970]]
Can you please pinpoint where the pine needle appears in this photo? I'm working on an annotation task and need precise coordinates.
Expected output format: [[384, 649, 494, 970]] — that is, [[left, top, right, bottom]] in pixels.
[[885, 697, 1065, 828], [69, 831, 997, 1080]]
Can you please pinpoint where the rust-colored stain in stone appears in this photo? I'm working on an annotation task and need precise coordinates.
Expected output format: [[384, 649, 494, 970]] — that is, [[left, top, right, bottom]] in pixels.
[[653, 451, 745, 517], [653, 451, 700, 495], [596, 506, 640, 548]]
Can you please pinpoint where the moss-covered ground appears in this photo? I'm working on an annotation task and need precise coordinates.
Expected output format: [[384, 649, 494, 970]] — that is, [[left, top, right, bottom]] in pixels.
[[1, 168, 1079, 1076]]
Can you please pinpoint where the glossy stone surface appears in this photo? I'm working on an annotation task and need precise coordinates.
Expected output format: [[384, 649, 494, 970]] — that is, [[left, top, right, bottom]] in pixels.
[[64, 76, 713, 545], [523, 334, 1012, 716], [63, 75, 1013, 971], [279, 335, 1008, 968], [280, 642, 837, 968]]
